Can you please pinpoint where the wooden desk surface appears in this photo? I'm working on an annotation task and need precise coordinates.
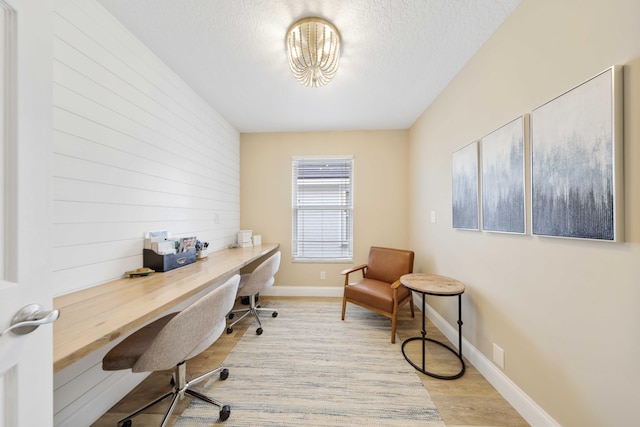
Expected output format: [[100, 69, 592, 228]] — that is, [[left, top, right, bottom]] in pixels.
[[53, 243, 279, 372]]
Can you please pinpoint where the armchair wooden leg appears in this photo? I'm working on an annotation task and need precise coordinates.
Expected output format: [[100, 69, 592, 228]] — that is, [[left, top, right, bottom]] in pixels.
[[341, 296, 347, 320], [391, 314, 397, 344], [410, 297, 415, 317]]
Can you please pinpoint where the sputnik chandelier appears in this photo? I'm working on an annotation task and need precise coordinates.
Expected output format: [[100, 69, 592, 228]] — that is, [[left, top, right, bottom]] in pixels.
[[286, 17, 341, 88]]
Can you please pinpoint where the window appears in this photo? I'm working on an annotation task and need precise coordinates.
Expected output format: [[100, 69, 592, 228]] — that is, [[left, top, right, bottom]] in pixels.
[[292, 156, 353, 261]]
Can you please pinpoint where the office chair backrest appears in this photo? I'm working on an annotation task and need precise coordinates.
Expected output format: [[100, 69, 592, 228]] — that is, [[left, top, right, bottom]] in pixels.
[[132, 274, 240, 373], [237, 251, 281, 298], [365, 246, 414, 284]]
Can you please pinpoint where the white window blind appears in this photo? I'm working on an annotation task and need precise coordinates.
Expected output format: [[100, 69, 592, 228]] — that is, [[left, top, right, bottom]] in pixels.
[[292, 156, 353, 261]]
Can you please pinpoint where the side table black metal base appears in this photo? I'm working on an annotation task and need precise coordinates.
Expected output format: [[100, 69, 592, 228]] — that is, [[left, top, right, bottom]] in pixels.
[[401, 293, 465, 380]]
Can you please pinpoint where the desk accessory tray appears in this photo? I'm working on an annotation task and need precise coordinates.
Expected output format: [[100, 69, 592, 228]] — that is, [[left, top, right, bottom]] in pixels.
[[143, 248, 196, 272]]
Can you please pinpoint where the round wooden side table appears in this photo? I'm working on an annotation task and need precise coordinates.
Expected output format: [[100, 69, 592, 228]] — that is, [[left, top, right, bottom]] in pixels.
[[400, 273, 466, 380]]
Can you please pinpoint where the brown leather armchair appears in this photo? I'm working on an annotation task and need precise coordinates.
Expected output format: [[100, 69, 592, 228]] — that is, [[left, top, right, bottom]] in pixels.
[[341, 246, 415, 343]]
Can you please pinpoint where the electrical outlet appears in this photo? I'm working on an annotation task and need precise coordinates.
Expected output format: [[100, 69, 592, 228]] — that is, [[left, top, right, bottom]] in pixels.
[[430, 211, 436, 223], [493, 343, 505, 369], [320, 271, 326, 280]]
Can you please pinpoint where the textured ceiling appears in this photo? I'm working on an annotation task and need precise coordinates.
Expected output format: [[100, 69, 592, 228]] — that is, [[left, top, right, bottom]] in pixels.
[[96, 0, 522, 133]]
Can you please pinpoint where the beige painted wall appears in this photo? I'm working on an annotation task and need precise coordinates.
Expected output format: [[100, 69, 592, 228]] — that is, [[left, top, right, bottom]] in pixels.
[[409, 0, 640, 425], [241, 130, 410, 288]]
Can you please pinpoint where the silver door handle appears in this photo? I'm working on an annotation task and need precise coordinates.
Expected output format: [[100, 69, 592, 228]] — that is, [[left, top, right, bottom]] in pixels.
[[0, 304, 60, 337]]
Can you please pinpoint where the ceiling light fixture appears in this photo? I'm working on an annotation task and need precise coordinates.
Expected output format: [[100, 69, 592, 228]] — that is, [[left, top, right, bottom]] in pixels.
[[286, 17, 341, 88]]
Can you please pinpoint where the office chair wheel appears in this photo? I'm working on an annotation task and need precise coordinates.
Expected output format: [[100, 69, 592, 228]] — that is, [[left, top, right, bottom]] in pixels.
[[220, 368, 229, 380], [256, 327, 263, 335], [272, 311, 278, 317], [228, 313, 234, 320], [220, 405, 231, 421], [226, 327, 233, 334]]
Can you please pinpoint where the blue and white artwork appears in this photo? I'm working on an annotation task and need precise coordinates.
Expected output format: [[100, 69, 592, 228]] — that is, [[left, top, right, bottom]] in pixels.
[[452, 141, 479, 230], [531, 68, 621, 241], [481, 116, 526, 234]]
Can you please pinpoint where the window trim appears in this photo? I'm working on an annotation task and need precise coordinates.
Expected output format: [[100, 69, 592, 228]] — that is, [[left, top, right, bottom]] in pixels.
[[291, 155, 354, 263]]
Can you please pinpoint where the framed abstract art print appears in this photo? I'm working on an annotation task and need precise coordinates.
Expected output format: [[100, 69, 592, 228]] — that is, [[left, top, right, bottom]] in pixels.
[[481, 116, 526, 234], [452, 141, 479, 231], [530, 66, 623, 241]]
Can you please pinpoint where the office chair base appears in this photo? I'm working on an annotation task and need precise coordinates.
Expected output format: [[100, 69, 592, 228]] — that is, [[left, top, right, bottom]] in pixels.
[[227, 295, 277, 335], [117, 362, 231, 426]]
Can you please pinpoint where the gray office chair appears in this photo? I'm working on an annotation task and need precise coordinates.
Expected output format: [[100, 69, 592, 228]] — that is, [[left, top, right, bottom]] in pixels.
[[102, 274, 240, 427], [226, 251, 281, 335]]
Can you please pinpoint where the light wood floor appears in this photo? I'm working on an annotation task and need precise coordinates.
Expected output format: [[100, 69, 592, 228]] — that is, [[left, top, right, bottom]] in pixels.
[[92, 297, 529, 427]]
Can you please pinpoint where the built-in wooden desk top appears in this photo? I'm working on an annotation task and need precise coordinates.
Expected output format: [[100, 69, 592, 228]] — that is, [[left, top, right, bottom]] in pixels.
[[53, 244, 279, 372]]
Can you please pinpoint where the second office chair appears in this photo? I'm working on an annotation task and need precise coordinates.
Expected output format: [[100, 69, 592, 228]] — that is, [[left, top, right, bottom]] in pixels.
[[227, 251, 281, 335]]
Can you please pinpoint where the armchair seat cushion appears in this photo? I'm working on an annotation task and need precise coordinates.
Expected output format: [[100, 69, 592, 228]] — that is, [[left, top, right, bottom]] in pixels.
[[344, 278, 411, 313]]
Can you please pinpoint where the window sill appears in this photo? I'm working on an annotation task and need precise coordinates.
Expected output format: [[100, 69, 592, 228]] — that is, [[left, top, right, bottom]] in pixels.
[[292, 258, 353, 264]]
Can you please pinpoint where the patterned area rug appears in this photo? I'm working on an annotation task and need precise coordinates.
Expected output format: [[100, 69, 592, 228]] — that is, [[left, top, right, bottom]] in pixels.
[[175, 300, 444, 426]]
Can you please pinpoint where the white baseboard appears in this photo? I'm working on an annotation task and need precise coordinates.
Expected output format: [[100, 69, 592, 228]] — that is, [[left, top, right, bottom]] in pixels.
[[412, 294, 560, 427], [260, 285, 344, 297]]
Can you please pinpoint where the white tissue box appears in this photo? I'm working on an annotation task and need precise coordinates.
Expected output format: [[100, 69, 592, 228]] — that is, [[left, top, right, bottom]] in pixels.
[[238, 230, 253, 246]]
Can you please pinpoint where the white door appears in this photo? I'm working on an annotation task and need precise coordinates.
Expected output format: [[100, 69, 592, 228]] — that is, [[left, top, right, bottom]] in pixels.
[[0, 1, 53, 426]]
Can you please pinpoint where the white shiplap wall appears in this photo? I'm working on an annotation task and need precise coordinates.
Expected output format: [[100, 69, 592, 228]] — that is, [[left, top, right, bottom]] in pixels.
[[53, 0, 239, 296], [52, 0, 240, 425]]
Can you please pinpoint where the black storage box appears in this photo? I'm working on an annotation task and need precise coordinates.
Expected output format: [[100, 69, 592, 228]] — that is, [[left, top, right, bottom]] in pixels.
[[143, 248, 196, 272]]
